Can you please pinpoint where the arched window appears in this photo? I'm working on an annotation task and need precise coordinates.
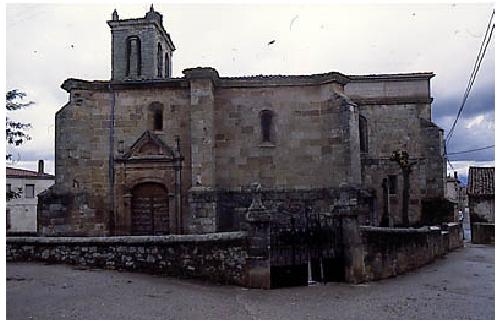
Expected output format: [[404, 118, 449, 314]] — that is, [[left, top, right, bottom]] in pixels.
[[359, 115, 368, 153], [260, 110, 274, 143], [126, 36, 142, 77], [157, 43, 163, 78], [148, 102, 164, 131]]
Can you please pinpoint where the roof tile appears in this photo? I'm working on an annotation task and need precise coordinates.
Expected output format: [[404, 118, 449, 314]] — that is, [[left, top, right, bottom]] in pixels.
[[468, 166, 495, 196]]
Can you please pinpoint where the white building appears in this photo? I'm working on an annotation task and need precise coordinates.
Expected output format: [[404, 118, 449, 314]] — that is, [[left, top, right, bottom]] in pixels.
[[6, 160, 55, 233]]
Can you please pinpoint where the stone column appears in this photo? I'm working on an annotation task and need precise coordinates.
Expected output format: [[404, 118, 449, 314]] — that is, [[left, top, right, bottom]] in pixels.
[[244, 183, 273, 289]]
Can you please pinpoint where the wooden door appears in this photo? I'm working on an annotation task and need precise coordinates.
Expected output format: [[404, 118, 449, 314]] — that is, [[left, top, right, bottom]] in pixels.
[[131, 183, 169, 235]]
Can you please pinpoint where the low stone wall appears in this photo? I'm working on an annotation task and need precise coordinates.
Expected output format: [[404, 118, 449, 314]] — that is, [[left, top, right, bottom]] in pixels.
[[360, 223, 463, 281], [442, 222, 464, 250], [471, 223, 495, 244], [6, 232, 248, 286]]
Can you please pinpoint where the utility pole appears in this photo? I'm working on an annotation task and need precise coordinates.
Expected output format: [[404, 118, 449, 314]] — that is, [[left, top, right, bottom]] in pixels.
[[390, 150, 416, 227]]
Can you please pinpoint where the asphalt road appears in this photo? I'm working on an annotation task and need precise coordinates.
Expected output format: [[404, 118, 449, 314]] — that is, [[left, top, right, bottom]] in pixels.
[[6, 242, 494, 320]]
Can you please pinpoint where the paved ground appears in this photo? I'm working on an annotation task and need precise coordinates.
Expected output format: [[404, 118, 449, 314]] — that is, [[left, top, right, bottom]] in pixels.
[[7, 242, 494, 320]]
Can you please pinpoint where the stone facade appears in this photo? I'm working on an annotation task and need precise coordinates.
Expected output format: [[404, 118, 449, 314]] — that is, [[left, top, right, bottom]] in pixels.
[[38, 7, 446, 236], [345, 76, 445, 226], [469, 197, 495, 223]]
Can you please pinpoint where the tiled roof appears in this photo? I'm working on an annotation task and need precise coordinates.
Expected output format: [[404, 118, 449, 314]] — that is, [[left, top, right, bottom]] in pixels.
[[6, 167, 54, 178], [468, 166, 495, 196]]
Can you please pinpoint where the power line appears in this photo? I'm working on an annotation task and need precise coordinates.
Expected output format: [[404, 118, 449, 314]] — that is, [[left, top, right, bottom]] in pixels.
[[446, 10, 495, 144], [445, 9, 495, 145], [446, 9, 495, 144], [447, 144, 494, 156]]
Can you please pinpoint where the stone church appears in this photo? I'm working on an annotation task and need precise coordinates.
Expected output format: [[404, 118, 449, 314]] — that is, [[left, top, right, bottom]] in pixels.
[[38, 6, 446, 236]]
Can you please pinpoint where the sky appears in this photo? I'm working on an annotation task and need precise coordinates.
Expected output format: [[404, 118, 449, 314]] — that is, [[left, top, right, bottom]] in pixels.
[[5, 1, 496, 182]]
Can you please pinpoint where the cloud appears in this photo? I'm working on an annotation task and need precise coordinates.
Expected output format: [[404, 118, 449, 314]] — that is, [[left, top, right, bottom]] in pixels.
[[444, 110, 494, 161], [432, 83, 495, 122], [431, 82, 494, 162], [465, 115, 485, 129]]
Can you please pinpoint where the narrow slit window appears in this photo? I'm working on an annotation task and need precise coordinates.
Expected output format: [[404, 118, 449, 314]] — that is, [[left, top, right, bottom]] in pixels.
[[148, 102, 164, 132], [359, 115, 368, 153], [154, 110, 163, 131], [261, 110, 273, 143]]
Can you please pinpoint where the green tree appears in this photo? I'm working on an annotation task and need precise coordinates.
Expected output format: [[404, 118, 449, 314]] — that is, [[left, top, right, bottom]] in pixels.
[[6, 89, 34, 201]]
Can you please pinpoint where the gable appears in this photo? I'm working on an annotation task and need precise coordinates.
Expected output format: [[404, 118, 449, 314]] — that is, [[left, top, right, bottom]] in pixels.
[[123, 130, 175, 160]]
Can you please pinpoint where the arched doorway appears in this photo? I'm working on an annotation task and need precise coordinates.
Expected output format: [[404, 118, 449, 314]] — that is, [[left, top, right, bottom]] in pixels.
[[131, 182, 169, 235]]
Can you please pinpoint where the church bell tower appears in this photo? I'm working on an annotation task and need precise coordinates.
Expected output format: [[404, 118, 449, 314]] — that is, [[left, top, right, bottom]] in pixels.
[[107, 5, 175, 81]]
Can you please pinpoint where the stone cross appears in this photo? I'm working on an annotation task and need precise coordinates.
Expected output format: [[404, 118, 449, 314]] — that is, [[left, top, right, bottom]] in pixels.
[[248, 182, 265, 211]]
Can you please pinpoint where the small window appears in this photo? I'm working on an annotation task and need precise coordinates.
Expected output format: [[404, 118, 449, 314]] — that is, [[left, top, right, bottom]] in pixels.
[[148, 102, 164, 131], [260, 110, 274, 143], [25, 184, 35, 198], [359, 115, 368, 153], [388, 175, 398, 195], [153, 110, 163, 131]]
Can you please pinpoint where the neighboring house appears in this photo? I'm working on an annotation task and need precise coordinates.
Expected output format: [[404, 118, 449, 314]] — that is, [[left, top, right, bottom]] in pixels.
[[468, 166, 495, 223], [459, 184, 468, 218], [445, 171, 467, 222], [6, 160, 55, 233], [38, 6, 446, 236]]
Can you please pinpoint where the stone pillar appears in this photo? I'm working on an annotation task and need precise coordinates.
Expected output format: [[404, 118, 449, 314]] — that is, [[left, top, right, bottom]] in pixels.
[[184, 67, 218, 188], [244, 183, 273, 289], [120, 193, 132, 235], [340, 213, 366, 284], [381, 178, 390, 227], [174, 135, 184, 234], [184, 67, 219, 234]]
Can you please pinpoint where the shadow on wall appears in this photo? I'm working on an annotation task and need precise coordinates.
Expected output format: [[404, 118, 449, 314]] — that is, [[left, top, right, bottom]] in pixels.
[[421, 197, 455, 225]]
